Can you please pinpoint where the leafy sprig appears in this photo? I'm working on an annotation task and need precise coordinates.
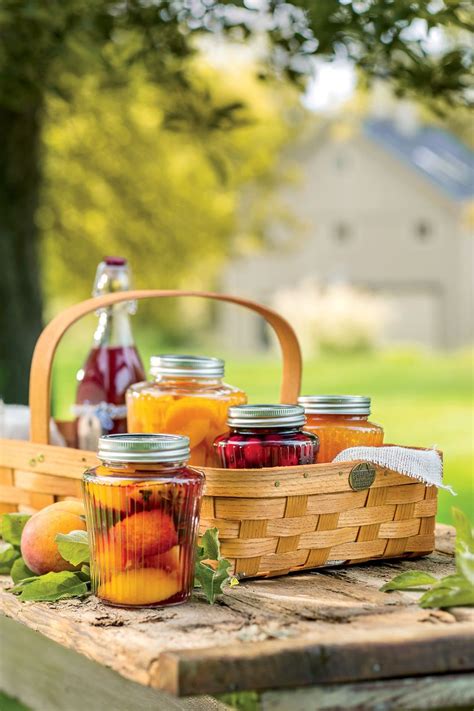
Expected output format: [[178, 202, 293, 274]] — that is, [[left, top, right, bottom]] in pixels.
[[380, 508, 474, 609], [194, 528, 239, 605]]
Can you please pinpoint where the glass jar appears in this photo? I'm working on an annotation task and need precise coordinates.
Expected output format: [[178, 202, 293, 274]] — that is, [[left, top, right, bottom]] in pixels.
[[214, 404, 319, 469], [298, 396, 384, 463], [126, 355, 247, 467], [83, 434, 204, 608]]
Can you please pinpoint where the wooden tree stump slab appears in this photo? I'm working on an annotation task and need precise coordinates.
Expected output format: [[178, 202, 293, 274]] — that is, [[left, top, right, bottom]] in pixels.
[[1, 524, 473, 700]]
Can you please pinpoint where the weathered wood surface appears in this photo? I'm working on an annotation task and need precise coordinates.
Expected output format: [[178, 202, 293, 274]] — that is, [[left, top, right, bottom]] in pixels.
[[0, 616, 230, 711], [260, 673, 474, 710], [1, 524, 473, 699]]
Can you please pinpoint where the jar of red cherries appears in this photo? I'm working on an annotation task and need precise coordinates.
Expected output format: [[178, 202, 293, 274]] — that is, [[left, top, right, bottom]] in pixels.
[[214, 404, 319, 469]]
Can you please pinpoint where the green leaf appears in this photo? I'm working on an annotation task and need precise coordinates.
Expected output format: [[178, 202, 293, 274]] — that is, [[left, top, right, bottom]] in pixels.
[[0, 542, 20, 574], [195, 557, 233, 605], [380, 570, 438, 592], [419, 574, 474, 609], [55, 530, 90, 566], [1, 513, 31, 547], [199, 528, 221, 562], [10, 571, 89, 602], [452, 508, 474, 586], [10, 557, 37, 584]]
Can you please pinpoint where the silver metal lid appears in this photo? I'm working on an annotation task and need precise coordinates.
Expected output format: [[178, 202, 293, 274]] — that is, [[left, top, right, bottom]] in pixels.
[[150, 354, 224, 378], [97, 433, 190, 463], [298, 395, 371, 415], [227, 404, 306, 428]]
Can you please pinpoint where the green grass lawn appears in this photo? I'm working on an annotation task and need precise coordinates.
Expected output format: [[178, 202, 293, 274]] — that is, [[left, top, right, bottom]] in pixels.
[[51, 333, 473, 525]]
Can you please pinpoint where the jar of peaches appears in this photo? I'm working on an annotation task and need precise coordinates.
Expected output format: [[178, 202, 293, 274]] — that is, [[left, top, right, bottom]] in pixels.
[[126, 355, 247, 466], [298, 396, 384, 463], [83, 433, 204, 608]]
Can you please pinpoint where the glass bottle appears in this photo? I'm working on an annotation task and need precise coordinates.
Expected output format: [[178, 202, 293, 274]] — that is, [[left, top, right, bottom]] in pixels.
[[214, 404, 319, 469], [298, 396, 384, 463], [83, 433, 205, 608], [75, 257, 145, 450], [127, 355, 247, 467]]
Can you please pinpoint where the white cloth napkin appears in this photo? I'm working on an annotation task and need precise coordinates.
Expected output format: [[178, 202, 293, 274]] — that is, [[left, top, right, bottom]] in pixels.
[[333, 445, 455, 495], [0, 403, 66, 446]]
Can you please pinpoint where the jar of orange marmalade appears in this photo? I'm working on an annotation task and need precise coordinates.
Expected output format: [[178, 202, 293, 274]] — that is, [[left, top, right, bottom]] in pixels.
[[83, 434, 204, 608], [126, 355, 247, 466], [298, 396, 384, 463]]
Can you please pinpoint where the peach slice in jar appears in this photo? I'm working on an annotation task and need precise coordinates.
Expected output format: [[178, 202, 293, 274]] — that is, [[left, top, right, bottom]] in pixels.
[[127, 393, 175, 432], [98, 568, 182, 606], [164, 397, 216, 448], [86, 477, 135, 513], [110, 509, 178, 558]]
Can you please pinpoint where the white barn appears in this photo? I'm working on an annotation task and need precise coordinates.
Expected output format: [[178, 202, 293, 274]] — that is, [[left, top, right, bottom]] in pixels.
[[219, 118, 474, 351]]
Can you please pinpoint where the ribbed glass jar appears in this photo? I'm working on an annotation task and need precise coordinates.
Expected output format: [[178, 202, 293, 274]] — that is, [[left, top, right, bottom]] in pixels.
[[214, 404, 319, 469], [126, 355, 247, 467], [298, 396, 384, 463], [82, 434, 204, 607]]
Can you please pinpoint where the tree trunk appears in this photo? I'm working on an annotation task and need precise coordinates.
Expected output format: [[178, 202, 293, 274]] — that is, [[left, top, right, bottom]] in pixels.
[[0, 105, 44, 405]]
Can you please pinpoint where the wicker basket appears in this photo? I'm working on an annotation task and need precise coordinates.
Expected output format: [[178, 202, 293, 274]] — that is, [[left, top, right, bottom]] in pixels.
[[0, 289, 437, 577]]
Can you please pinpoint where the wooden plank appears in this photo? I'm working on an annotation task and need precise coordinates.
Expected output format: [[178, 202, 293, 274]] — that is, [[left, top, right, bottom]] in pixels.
[[156, 624, 474, 696], [0, 616, 229, 711], [261, 672, 474, 710], [13, 470, 82, 497], [0, 439, 97, 478], [0, 485, 54, 508], [0, 524, 470, 698]]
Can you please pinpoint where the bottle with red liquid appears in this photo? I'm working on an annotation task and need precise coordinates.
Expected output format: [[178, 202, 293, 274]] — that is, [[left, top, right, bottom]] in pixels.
[[75, 257, 145, 450]]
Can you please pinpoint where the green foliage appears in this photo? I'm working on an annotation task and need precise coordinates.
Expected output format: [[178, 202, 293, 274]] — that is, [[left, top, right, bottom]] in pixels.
[[419, 574, 474, 608], [0, 1, 471, 113], [0, 543, 20, 575], [380, 570, 437, 592], [218, 691, 261, 711], [195, 527, 238, 604], [40, 64, 294, 328], [296, 0, 472, 107], [55, 531, 90, 567], [0, 514, 31, 574], [10, 558, 37, 585], [381, 508, 474, 608], [10, 571, 89, 602], [453, 507, 474, 586], [0, 691, 30, 711], [1, 514, 31, 547]]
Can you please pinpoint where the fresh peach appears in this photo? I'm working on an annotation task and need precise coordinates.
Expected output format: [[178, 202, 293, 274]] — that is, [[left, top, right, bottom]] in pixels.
[[21, 509, 87, 575], [98, 568, 181, 606], [40, 499, 85, 517]]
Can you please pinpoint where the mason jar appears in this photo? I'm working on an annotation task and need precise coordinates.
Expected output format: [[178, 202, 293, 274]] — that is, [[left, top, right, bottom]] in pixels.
[[83, 434, 204, 608], [214, 404, 319, 469], [126, 355, 247, 467], [298, 395, 384, 463]]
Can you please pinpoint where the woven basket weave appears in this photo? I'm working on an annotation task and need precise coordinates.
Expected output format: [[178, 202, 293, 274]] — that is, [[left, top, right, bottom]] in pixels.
[[0, 289, 437, 577]]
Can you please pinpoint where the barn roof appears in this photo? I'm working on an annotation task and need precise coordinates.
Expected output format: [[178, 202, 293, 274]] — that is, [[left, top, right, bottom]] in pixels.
[[363, 118, 474, 201]]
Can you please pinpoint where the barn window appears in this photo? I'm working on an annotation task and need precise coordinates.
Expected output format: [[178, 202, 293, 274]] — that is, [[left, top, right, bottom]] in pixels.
[[414, 220, 432, 242], [334, 222, 352, 243]]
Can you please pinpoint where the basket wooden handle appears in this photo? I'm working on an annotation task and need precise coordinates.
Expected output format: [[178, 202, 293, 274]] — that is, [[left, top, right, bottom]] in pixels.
[[29, 289, 302, 444]]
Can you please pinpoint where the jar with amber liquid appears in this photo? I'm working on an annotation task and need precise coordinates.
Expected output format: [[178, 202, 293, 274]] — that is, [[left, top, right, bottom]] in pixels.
[[126, 355, 247, 466], [298, 396, 384, 463], [83, 434, 204, 607]]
